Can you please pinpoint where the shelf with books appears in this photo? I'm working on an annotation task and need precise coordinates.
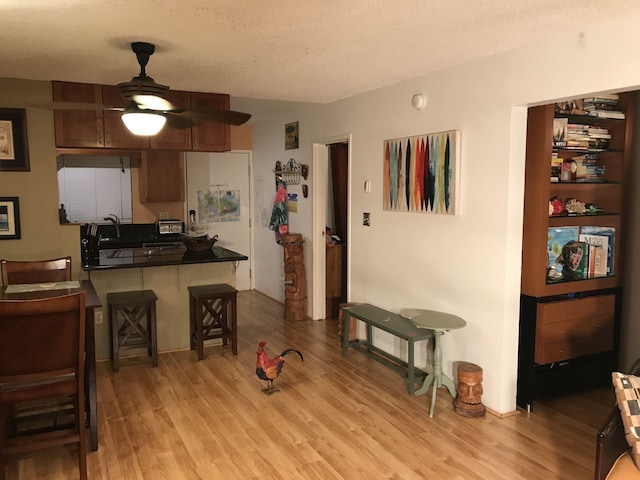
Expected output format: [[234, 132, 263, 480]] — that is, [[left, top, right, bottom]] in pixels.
[[517, 92, 632, 410]]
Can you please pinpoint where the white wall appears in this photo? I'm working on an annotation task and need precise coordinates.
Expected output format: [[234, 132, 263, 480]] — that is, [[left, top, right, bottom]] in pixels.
[[235, 10, 640, 413]]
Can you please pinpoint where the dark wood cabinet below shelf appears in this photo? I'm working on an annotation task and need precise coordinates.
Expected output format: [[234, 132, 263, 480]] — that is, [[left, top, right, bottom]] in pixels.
[[517, 289, 621, 411]]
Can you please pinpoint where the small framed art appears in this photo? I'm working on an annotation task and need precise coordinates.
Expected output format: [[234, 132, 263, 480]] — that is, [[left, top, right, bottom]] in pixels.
[[0, 108, 29, 172], [0, 197, 21, 240]]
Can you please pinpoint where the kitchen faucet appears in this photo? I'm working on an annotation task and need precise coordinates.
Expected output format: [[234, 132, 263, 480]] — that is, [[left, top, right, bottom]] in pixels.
[[103, 214, 121, 238]]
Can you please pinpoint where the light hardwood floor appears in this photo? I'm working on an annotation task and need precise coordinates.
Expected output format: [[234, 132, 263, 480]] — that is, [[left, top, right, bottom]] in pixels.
[[5, 290, 615, 479]]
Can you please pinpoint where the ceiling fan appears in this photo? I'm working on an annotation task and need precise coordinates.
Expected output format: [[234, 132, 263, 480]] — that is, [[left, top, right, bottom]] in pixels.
[[52, 41, 251, 136]]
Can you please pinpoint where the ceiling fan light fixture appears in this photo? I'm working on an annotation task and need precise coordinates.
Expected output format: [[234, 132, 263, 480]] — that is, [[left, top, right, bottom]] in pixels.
[[121, 112, 166, 136]]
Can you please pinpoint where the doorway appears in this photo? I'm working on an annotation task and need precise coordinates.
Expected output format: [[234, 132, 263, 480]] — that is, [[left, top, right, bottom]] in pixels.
[[325, 142, 348, 318], [311, 135, 352, 320]]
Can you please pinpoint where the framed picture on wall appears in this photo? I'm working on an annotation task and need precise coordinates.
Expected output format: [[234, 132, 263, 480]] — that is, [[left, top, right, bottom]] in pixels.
[[0, 197, 21, 240], [0, 108, 29, 172], [285, 121, 299, 150]]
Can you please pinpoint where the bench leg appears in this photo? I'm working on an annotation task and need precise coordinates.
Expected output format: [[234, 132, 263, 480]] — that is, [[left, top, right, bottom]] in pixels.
[[342, 312, 350, 356]]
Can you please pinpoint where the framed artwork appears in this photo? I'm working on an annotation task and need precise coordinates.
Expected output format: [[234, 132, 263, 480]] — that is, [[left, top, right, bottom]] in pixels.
[[285, 121, 299, 150], [0, 108, 29, 171], [0, 197, 21, 240], [383, 129, 460, 215]]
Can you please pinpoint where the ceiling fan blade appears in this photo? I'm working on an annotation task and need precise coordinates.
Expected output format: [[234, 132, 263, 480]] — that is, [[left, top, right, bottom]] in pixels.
[[180, 108, 251, 126], [163, 112, 193, 129], [41, 101, 124, 111]]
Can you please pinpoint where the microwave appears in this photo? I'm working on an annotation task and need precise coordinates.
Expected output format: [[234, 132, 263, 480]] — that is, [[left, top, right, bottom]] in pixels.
[[156, 219, 184, 236]]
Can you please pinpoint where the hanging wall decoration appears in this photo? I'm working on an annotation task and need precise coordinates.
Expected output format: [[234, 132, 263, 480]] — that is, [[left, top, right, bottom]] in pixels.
[[383, 130, 460, 215]]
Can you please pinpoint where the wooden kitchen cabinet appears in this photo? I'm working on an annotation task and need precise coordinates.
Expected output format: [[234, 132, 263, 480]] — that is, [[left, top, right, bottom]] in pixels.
[[53, 81, 231, 152], [148, 90, 192, 151], [53, 81, 104, 148], [101, 85, 148, 149], [139, 150, 185, 203], [53, 81, 147, 149], [190, 92, 231, 152]]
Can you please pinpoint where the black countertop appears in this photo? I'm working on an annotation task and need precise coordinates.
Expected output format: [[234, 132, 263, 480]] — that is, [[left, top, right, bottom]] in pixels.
[[83, 245, 248, 271]]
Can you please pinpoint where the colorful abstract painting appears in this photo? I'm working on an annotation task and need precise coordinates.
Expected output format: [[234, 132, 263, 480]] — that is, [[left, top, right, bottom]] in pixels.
[[383, 130, 460, 215]]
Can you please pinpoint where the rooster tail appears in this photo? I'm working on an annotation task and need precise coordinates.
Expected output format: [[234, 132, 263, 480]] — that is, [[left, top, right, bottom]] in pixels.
[[280, 349, 303, 362]]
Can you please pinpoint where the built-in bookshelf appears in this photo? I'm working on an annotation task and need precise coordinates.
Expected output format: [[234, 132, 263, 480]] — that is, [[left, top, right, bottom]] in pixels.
[[521, 93, 633, 298], [517, 93, 634, 410]]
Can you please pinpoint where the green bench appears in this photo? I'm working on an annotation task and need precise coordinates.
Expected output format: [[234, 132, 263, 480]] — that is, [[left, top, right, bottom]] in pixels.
[[341, 303, 434, 394]]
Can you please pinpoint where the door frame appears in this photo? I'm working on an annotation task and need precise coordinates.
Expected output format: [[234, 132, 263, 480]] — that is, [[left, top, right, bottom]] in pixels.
[[311, 134, 352, 320]]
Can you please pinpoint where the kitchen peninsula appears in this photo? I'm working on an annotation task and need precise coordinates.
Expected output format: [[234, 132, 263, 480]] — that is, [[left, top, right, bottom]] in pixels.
[[81, 224, 248, 361]]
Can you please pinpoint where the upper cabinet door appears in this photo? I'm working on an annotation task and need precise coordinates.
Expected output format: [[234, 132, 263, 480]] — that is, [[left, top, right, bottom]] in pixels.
[[190, 92, 231, 152], [101, 86, 148, 149], [52, 81, 104, 148], [148, 90, 192, 151]]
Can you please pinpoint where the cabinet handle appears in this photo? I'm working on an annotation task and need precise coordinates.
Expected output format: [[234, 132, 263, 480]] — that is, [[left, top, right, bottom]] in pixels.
[[559, 350, 565, 354], [560, 330, 566, 334]]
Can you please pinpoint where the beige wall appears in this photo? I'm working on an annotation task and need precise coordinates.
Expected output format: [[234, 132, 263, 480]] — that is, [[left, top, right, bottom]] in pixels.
[[0, 79, 83, 279], [0, 78, 252, 283]]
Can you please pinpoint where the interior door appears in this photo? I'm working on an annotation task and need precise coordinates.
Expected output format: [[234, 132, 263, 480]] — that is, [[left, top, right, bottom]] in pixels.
[[185, 151, 252, 291]]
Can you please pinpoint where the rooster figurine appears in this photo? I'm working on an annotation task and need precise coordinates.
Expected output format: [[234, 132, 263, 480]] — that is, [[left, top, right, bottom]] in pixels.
[[256, 341, 303, 394]]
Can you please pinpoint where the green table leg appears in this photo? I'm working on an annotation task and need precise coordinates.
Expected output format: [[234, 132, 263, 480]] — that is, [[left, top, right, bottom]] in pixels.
[[407, 340, 415, 395], [414, 329, 457, 417]]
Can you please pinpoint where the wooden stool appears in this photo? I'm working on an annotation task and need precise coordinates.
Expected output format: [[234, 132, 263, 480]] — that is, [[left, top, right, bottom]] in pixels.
[[188, 284, 238, 360], [455, 362, 486, 418], [107, 290, 158, 372]]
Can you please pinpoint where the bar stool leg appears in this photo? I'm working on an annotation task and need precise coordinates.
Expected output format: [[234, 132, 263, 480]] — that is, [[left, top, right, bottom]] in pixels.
[[150, 300, 158, 367], [231, 294, 237, 355], [197, 298, 204, 361], [109, 306, 119, 372]]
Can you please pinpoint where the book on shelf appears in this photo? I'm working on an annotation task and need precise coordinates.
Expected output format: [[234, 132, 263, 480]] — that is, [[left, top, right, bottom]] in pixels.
[[580, 226, 616, 275], [552, 118, 568, 147], [588, 110, 625, 120], [547, 226, 579, 279], [579, 233, 609, 277]]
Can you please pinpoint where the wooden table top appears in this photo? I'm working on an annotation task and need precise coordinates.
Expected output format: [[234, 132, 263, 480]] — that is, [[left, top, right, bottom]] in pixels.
[[1, 279, 101, 308]]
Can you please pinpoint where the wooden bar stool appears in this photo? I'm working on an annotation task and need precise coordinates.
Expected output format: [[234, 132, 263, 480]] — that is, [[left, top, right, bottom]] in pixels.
[[188, 284, 238, 360], [107, 290, 158, 372]]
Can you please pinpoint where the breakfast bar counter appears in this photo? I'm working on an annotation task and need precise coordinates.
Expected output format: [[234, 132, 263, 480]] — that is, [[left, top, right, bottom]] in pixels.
[[83, 245, 248, 271], [83, 244, 248, 362]]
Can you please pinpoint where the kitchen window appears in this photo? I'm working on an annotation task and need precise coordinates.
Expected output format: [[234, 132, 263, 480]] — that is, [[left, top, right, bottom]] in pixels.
[[57, 154, 133, 224]]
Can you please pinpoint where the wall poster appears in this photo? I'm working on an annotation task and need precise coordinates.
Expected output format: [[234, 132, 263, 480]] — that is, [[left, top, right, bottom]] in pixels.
[[197, 189, 241, 223]]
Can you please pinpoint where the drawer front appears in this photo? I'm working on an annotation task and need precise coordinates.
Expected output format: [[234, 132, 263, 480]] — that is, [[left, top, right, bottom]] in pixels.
[[537, 294, 615, 324], [537, 315, 614, 345], [535, 333, 614, 364]]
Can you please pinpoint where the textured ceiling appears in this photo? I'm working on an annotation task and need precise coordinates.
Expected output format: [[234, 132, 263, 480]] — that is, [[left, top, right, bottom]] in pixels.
[[0, 0, 638, 103]]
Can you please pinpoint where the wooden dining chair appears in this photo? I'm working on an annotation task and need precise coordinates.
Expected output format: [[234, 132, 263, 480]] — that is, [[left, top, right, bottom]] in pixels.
[[0, 291, 87, 480], [1, 257, 72, 285]]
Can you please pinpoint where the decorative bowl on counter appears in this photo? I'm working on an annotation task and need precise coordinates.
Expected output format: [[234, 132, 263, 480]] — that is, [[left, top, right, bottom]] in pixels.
[[181, 234, 218, 253]]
